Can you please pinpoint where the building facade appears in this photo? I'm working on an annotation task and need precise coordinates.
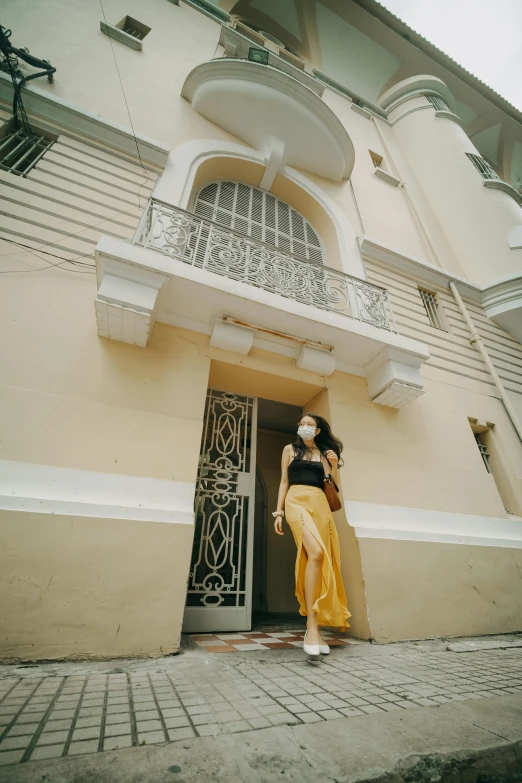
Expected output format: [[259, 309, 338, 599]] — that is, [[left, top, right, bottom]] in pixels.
[[1, 0, 521, 661]]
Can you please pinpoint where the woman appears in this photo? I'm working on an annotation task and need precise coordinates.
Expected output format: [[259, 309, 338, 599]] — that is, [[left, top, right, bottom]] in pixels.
[[273, 413, 351, 658]]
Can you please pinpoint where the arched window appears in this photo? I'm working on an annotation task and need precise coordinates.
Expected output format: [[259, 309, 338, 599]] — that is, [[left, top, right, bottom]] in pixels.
[[194, 181, 324, 264]]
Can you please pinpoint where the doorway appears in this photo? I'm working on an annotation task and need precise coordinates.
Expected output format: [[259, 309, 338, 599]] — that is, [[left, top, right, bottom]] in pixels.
[[182, 389, 302, 633], [252, 397, 302, 623]]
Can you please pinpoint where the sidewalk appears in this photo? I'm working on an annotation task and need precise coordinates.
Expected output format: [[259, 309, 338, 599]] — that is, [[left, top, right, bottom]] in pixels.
[[1, 625, 521, 782]]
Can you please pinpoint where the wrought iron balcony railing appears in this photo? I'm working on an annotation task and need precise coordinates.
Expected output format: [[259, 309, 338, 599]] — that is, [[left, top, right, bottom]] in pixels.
[[134, 199, 397, 332]]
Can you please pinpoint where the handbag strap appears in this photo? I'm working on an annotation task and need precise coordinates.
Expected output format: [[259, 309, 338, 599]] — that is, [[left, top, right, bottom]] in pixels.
[[320, 451, 332, 476]]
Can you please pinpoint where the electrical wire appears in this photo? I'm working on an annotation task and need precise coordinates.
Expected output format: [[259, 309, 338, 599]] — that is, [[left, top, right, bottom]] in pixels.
[[0, 235, 95, 265], [0, 173, 151, 261], [99, 0, 150, 179], [1, 7, 155, 268], [0, 235, 96, 272]]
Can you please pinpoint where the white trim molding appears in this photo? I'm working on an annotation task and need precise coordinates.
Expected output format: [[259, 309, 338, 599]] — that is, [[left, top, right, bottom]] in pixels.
[[360, 235, 522, 343], [374, 167, 401, 188], [181, 59, 355, 182], [483, 178, 522, 206], [346, 500, 522, 549], [0, 460, 195, 525], [481, 272, 522, 343], [379, 75, 457, 115], [358, 236, 481, 301]]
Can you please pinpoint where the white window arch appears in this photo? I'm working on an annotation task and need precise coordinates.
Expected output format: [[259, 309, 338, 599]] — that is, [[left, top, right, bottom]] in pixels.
[[193, 181, 324, 264]]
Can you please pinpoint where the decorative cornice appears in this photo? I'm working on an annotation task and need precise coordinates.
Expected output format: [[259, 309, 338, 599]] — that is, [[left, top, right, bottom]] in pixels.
[[379, 75, 456, 114], [358, 236, 481, 301], [360, 236, 522, 342], [0, 73, 168, 169]]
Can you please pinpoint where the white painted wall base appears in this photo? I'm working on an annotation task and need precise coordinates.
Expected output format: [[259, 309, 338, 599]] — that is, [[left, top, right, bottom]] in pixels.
[[345, 499, 522, 549], [0, 460, 195, 525]]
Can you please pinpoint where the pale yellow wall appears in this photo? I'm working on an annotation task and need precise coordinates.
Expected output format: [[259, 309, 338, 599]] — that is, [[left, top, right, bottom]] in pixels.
[[327, 370, 520, 517], [0, 509, 194, 662], [317, 92, 436, 265], [0, 268, 210, 481], [359, 538, 522, 642]]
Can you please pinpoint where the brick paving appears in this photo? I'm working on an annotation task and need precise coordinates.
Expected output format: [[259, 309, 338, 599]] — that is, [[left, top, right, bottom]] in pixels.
[[0, 634, 521, 768]]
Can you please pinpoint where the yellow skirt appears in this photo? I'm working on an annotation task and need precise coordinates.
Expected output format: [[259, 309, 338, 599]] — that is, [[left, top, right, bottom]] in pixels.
[[285, 484, 351, 630]]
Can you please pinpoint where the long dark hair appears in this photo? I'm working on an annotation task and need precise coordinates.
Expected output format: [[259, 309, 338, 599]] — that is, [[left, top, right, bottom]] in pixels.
[[293, 413, 344, 467]]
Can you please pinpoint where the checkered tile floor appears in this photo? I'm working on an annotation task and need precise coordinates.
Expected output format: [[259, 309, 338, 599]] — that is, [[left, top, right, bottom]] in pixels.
[[189, 629, 358, 652]]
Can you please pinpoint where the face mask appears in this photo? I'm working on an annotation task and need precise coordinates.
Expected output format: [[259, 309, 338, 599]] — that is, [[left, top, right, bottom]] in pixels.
[[298, 425, 316, 441]]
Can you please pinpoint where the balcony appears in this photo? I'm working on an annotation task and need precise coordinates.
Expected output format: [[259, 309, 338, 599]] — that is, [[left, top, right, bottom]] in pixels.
[[95, 203, 430, 408], [135, 200, 396, 332]]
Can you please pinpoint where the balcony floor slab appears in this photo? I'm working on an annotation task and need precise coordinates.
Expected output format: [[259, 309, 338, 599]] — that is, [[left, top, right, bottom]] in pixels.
[[96, 237, 429, 379]]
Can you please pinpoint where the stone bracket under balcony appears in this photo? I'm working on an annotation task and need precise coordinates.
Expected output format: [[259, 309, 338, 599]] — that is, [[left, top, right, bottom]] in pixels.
[[95, 220, 430, 408], [95, 256, 168, 347]]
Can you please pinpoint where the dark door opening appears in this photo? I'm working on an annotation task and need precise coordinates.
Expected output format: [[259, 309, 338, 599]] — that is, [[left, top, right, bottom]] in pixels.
[[253, 397, 302, 626]]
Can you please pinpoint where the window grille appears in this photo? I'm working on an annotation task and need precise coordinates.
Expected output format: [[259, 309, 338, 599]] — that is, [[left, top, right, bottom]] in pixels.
[[117, 16, 150, 40], [426, 94, 450, 112], [0, 127, 55, 176], [466, 153, 500, 182], [419, 287, 445, 330], [194, 181, 324, 264], [369, 150, 383, 169], [474, 433, 491, 473]]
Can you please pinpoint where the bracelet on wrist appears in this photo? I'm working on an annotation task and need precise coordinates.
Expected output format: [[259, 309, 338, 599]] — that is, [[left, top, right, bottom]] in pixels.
[[272, 510, 284, 518]]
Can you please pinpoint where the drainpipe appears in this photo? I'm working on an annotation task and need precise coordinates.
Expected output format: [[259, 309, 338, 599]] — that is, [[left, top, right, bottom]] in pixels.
[[449, 281, 522, 441], [370, 116, 448, 270], [370, 115, 522, 440]]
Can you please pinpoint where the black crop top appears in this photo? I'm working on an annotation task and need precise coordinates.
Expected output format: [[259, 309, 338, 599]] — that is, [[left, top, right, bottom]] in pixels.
[[287, 458, 325, 489]]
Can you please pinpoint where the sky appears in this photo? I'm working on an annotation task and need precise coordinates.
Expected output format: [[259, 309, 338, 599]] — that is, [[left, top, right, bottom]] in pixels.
[[379, 0, 522, 111]]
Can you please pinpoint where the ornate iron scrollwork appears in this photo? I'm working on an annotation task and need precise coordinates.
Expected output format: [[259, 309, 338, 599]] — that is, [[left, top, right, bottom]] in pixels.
[[135, 200, 395, 331], [187, 391, 254, 608]]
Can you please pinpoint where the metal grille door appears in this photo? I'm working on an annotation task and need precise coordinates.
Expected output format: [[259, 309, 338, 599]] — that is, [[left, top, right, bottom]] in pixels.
[[183, 389, 257, 633]]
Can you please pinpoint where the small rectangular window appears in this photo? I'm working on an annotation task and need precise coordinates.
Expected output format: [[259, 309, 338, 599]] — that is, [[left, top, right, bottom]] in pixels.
[[0, 124, 56, 177], [466, 153, 500, 182], [116, 16, 150, 41], [469, 419, 522, 515], [418, 287, 446, 330], [425, 94, 450, 112], [101, 16, 150, 50], [369, 150, 383, 169]]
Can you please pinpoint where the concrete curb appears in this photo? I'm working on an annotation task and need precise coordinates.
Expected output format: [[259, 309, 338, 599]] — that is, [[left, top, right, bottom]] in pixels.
[[1, 693, 521, 782]]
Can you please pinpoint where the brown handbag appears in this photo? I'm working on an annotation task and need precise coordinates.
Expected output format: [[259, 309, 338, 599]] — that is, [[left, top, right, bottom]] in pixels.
[[321, 455, 342, 512]]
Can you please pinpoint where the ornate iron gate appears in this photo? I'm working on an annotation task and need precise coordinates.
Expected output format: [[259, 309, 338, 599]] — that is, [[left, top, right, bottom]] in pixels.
[[182, 389, 257, 633]]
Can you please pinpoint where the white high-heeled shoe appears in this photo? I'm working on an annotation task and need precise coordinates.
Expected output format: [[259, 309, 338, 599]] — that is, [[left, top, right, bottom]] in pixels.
[[303, 630, 320, 658], [319, 642, 330, 655]]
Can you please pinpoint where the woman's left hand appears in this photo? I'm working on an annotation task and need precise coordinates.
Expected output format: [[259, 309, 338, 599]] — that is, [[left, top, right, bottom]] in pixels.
[[325, 450, 338, 466]]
